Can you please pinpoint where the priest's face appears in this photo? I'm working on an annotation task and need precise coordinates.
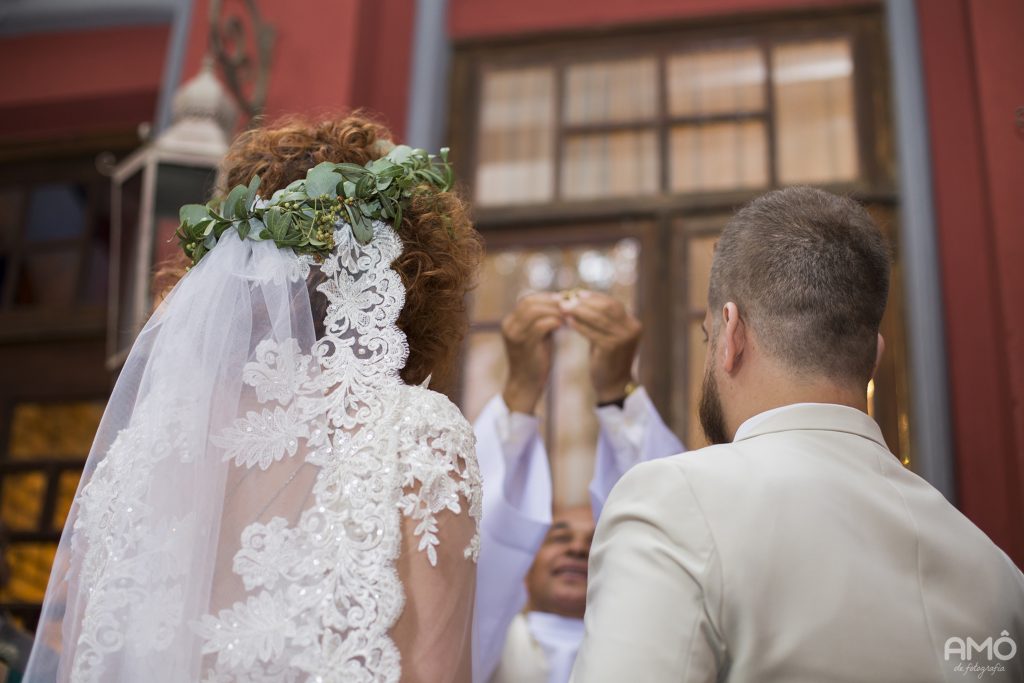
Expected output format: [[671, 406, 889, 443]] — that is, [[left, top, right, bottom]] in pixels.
[[525, 506, 594, 620]]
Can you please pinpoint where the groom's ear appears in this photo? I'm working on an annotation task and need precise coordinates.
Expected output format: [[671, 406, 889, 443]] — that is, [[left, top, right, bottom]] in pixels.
[[721, 302, 746, 375], [872, 332, 886, 380]]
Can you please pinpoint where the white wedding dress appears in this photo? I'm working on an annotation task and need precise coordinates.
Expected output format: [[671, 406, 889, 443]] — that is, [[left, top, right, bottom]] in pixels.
[[24, 220, 482, 683]]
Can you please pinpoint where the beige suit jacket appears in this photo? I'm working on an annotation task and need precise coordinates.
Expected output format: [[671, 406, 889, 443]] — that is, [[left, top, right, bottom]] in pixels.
[[572, 404, 1024, 682]]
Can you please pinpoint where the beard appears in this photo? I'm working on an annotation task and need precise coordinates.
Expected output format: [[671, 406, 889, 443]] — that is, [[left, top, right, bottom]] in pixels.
[[698, 362, 730, 445]]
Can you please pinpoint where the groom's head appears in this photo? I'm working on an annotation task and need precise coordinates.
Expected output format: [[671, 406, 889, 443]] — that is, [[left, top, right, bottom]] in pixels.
[[699, 187, 891, 444]]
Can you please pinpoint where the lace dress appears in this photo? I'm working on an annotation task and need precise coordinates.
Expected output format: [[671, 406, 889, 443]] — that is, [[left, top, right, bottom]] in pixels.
[[24, 220, 482, 683]]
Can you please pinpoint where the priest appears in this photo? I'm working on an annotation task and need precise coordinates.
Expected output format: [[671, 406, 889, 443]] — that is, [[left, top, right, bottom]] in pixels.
[[471, 290, 684, 683]]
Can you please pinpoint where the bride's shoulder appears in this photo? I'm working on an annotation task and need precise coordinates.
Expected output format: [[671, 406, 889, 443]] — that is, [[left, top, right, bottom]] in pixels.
[[394, 383, 475, 443], [397, 385, 473, 428]]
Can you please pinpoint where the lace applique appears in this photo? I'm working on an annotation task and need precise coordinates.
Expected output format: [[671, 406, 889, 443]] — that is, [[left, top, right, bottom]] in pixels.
[[192, 221, 481, 682], [67, 220, 480, 683]]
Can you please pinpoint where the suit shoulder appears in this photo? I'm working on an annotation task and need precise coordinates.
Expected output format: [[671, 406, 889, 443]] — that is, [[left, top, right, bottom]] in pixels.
[[641, 442, 747, 478], [608, 454, 719, 515]]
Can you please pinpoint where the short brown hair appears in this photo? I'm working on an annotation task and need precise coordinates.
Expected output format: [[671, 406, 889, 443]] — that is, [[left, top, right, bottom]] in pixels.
[[221, 112, 483, 393], [708, 186, 891, 383]]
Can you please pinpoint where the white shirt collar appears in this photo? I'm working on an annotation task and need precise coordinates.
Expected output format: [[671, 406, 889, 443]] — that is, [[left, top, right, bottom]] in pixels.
[[733, 403, 832, 441], [526, 610, 584, 646]]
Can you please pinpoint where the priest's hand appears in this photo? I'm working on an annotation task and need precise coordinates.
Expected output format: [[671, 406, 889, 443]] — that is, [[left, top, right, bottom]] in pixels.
[[562, 290, 642, 404], [501, 293, 564, 414]]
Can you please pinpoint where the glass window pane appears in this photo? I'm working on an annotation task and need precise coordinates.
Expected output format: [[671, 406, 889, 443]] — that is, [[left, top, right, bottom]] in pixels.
[[0, 186, 24, 250], [8, 401, 104, 460], [470, 240, 639, 323], [773, 38, 859, 184], [83, 241, 110, 307], [564, 57, 657, 124], [0, 542, 58, 603], [462, 331, 507, 424], [53, 469, 82, 531], [562, 130, 659, 200], [13, 248, 79, 308], [115, 169, 144, 352], [670, 121, 768, 193], [154, 164, 217, 266], [0, 471, 45, 531], [476, 66, 556, 206], [687, 234, 718, 310], [24, 183, 87, 242], [668, 46, 766, 116]]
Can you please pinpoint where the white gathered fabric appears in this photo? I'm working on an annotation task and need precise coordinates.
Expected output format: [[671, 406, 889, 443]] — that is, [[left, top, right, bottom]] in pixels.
[[24, 220, 481, 683]]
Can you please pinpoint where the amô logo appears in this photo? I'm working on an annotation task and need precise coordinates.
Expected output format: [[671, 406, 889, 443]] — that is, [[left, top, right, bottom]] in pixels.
[[944, 631, 1018, 662]]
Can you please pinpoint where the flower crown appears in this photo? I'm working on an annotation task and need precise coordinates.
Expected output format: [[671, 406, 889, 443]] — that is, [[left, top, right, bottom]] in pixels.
[[176, 144, 454, 266]]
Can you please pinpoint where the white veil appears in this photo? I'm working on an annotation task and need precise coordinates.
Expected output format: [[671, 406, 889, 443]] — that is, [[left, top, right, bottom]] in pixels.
[[23, 213, 478, 682]]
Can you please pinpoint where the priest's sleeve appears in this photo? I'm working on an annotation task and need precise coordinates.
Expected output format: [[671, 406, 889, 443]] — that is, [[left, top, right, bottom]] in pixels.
[[591, 386, 685, 519], [471, 395, 554, 682]]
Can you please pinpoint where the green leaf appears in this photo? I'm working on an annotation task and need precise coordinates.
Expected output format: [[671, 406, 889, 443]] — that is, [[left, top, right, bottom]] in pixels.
[[351, 215, 374, 244], [236, 218, 252, 241], [225, 184, 249, 219], [245, 175, 261, 212], [386, 144, 414, 165], [335, 163, 369, 177], [180, 203, 210, 226], [306, 163, 341, 199], [342, 181, 357, 198], [265, 206, 282, 232], [355, 173, 374, 197]]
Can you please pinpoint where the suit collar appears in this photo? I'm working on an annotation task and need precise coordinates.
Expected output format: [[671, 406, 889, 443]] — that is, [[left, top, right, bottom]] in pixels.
[[733, 402, 888, 449]]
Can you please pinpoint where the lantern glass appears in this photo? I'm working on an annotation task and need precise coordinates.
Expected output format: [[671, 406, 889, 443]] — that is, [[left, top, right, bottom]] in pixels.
[[113, 168, 145, 357], [150, 163, 217, 305]]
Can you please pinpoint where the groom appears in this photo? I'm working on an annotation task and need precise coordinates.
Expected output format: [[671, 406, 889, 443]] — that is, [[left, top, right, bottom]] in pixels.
[[571, 187, 1024, 682]]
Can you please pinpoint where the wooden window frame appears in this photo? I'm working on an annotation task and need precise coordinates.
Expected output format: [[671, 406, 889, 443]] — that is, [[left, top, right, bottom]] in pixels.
[[449, 7, 910, 459]]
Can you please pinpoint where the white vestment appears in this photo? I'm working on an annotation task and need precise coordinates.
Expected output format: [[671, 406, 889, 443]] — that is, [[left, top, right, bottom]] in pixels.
[[472, 388, 684, 683], [572, 403, 1024, 683]]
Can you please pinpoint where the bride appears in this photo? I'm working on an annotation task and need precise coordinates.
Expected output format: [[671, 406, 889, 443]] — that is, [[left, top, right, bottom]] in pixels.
[[24, 114, 484, 682]]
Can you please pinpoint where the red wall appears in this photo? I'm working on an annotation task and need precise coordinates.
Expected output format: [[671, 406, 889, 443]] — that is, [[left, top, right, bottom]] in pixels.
[[918, 0, 1024, 564], [449, 0, 867, 39], [180, 0, 415, 141], [0, 25, 168, 141]]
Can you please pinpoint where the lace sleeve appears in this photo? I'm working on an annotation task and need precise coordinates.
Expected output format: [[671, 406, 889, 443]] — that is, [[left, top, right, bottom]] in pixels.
[[390, 386, 481, 683]]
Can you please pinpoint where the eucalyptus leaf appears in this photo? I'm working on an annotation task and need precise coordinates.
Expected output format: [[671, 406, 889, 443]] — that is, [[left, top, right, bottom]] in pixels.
[[245, 175, 261, 211], [180, 203, 209, 226], [306, 164, 341, 199], [351, 216, 374, 244], [335, 163, 369, 177], [236, 219, 252, 241], [386, 144, 414, 165]]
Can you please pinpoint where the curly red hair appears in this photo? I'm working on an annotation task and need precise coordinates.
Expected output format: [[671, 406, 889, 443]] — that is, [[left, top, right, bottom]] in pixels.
[[195, 112, 482, 394]]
